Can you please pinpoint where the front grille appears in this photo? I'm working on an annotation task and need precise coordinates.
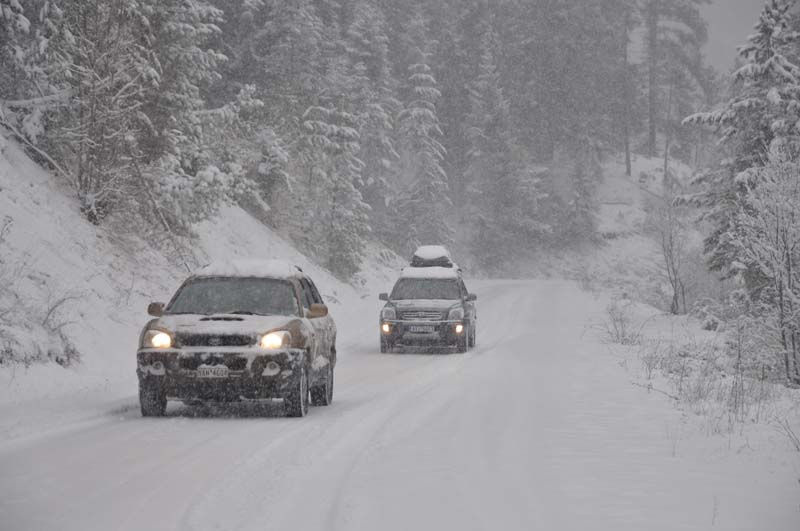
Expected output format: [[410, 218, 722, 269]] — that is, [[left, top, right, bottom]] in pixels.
[[179, 356, 248, 371], [401, 310, 444, 321], [177, 334, 253, 347]]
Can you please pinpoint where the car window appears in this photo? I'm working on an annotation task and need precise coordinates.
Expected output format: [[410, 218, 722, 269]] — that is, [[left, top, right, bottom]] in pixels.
[[306, 278, 324, 304], [460, 280, 471, 299], [390, 278, 461, 300], [167, 278, 299, 316], [299, 278, 315, 309]]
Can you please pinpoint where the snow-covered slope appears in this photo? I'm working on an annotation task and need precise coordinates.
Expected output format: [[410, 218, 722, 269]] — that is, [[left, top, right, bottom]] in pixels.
[[0, 139, 391, 440], [506, 153, 700, 308]]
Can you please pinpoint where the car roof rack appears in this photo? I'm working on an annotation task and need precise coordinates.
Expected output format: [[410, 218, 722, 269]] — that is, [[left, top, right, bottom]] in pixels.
[[410, 245, 454, 268]]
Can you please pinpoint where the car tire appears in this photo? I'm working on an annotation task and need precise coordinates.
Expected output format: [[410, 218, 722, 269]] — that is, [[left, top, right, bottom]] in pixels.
[[140, 382, 167, 417], [380, 338, 393, 354], [310, 363, 334, 406], [285, 367, 309, 418], [469, 324, 476, 348], [456, 327, 469, 354]]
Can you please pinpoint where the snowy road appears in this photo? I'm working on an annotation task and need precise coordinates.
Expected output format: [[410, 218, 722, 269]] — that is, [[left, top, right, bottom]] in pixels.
[[0, 280, 797, 531]]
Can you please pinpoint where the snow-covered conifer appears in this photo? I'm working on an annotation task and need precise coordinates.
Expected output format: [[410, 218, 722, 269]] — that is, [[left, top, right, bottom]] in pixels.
[[684, 0, 800, 278], [298, 104, 370, 279], [393, 9, 451, 253], [343, 1, 400, 236]]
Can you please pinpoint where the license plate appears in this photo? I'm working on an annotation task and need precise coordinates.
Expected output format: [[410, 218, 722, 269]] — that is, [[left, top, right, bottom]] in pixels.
[[197, 366, 229, 378], [409, 325, 435, 333]]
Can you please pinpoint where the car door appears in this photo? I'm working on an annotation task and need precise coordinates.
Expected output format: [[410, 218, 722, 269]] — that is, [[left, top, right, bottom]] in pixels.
[[298, 277, 330, 366], [307, 278, 335, 361], [460, 279, 476, 326]]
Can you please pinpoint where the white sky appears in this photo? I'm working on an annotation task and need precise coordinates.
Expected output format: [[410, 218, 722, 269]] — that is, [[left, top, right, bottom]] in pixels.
[[701, 0, 764, 73]]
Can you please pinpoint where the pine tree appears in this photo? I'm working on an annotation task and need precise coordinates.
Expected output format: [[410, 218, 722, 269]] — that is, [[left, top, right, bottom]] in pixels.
[[252, 0, 324, 115], [134, 0, 226, 164], [732, 154, 800, 383], [465, 18, 548, 272], [562, 139, 601, 243], [298, 105, 370, 279], [684, 0, 800, 279], [642, 0, 710, 157], [0, 0, 66, 145], [0, 1, 28, 80], [393, 10, 451, 253], [29, 0, 158, 222], [343, 0, 400, 240], [0, 1, 29, 92]]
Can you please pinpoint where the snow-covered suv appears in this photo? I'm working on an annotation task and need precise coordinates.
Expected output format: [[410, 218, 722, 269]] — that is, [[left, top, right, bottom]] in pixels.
[[136, 260, 336, 418], [379, 247, 477, 353]]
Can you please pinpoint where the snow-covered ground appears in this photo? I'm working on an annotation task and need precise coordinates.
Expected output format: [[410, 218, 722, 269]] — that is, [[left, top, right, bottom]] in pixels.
[[0, 279, 797, 530]]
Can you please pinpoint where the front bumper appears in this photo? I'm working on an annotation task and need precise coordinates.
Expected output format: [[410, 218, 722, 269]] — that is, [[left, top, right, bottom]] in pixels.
[[380, 320, 464, 346], [136, 347, 306, 401]]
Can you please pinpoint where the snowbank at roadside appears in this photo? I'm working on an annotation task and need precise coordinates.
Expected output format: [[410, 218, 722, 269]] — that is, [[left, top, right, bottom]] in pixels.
[[589, 292, 800, 466]]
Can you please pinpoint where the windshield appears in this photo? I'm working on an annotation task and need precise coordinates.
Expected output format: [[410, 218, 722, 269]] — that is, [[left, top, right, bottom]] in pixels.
[[166, 278, 299, 316], [391, 278, 461, 300]]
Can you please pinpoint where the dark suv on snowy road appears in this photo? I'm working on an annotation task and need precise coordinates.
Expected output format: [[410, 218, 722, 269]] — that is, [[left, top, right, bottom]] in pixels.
[[378, 267, 477, 353]]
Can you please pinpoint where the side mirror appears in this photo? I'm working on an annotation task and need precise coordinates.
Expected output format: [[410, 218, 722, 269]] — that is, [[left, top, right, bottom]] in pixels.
[[379, 293, 389, 301], [148, 302, 165, 317], [467, 293, 477, 302], [307, 303, 329, 319]]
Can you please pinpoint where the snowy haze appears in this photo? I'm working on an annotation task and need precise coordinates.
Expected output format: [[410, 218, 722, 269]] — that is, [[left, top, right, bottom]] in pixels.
[[0, 1, 799, 530], [702, 0, 764, 71]]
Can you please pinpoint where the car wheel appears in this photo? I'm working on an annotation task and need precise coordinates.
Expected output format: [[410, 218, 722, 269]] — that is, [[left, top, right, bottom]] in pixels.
[[380, 338, 393, 354], [285, 367, 309, 418], [456, 327, 469, 354], [139, 382, 167, 417], [310, 363, 334, 406], [469, 324, 476, 348]]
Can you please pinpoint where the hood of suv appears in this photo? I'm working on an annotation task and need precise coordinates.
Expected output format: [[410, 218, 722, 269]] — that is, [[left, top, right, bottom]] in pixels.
[[392, 299, 461, 311], [152, 313, 298, 337]]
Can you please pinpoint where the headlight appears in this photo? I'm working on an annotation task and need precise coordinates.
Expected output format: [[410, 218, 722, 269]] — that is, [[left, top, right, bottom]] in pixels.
[[260, 331, 290, 350], [142, 329, 173, 349], [381, 306, 396, 320], [448, 307, 464, 320]]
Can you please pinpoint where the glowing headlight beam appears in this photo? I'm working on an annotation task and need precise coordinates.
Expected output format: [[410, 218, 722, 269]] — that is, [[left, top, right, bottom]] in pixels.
[[260, 332, 288, 350], [151, 332, 172, 349]]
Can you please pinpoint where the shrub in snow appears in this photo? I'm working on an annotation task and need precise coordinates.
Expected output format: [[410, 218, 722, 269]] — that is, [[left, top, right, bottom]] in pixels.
[[0, 324, 81, 368], [600, 297, 642, 346]]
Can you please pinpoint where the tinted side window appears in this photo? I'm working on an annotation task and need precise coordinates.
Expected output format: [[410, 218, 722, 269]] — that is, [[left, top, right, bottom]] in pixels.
[[306, 278, 324, 304], [299, 278, 315, 309]]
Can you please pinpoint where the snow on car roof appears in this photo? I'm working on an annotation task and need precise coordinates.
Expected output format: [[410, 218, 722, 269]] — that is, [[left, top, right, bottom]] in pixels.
[[413, 245, 452, 261], [193, 259, 303, 280], [400, 266, 460, 279]]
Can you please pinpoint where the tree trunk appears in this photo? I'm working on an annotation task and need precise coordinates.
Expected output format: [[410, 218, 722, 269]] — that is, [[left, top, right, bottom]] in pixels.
[[623, 10, 632, 176], [624, 121, 632, 177], [663, 78, 673, 192], [778, 279, 792, 381], [646, 1, 658, 158]]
